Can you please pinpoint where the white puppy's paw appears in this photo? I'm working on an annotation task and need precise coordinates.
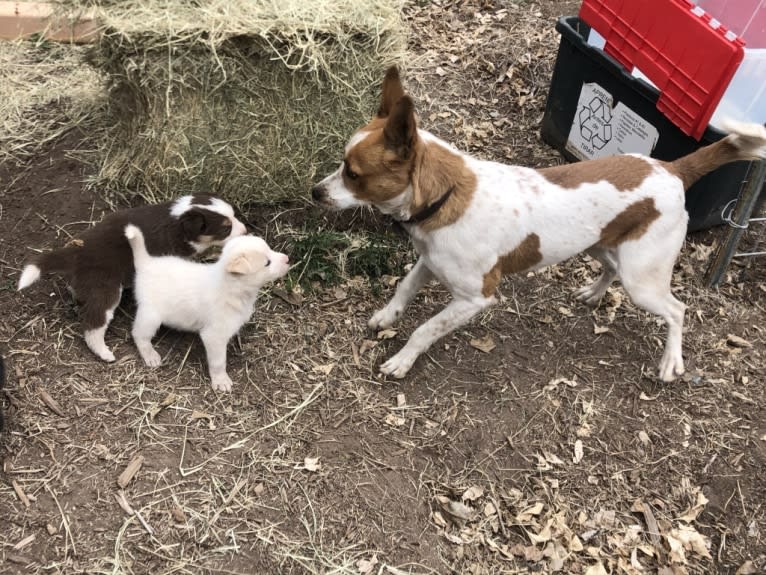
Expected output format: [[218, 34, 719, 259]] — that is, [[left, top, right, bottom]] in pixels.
[[141, 348, 162, 368], [368, 305, 402, 331], [658, 353, 684, 382], [211, 374, 233, 392], [379, 350, 417, 379]]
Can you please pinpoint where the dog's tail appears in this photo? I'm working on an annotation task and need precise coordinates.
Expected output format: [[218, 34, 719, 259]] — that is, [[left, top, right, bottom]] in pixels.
[[124, 224, 151, 269], [670, 120, 766, 191], [18, 245, 81, 291]]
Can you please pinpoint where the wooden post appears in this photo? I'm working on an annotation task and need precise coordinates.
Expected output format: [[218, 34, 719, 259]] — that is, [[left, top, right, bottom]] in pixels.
[[704, 159, 766, 287]]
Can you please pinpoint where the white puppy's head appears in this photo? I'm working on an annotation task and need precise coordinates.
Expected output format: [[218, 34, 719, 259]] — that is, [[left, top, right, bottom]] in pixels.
[[220, 235, 290, 287]]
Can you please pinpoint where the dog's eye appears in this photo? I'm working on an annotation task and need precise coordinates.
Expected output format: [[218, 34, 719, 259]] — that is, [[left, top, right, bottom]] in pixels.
[[344, 164, 359, 180], [265, 259, 271, 267]]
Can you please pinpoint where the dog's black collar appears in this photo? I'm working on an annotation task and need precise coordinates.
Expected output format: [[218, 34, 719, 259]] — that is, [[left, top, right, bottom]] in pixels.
[[397, 186, 455, 226]]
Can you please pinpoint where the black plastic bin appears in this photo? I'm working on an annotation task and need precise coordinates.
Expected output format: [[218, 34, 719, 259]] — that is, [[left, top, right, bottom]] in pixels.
[[541, 16, 763, 232]]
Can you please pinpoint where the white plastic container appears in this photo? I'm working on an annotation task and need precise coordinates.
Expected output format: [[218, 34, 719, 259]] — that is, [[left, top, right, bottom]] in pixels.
[[709, 48, 766, 128]]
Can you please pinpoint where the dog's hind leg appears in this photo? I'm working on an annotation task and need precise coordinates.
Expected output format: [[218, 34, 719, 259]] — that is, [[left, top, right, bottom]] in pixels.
[[617, 226, 686, 382], [380, 295, 494, 378], [573, 247, 618, 307], [369, 257, 434, 330], [81, 285, 123, 362]]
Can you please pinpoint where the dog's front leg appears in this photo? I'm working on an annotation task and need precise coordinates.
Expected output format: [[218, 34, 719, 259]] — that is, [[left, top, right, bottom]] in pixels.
[[380, 295, 494, 378], [200, 329, 233, 392], [369, 257, 434, 330]]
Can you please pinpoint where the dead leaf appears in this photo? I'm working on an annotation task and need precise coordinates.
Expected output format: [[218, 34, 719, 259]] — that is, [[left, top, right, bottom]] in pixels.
[[437, 495, 477, 523], [384, 413, 405, 427], [359, 339, 377, 355], [117, 455, 144, 488], [593, 324, 609, 334], [678, 491, 708, 523], [470, 335, 496, 353], [190, 409, 212, 421], [516, 501, 544, 523], [302, 457, 320, 472], [39, 389, 64, 417], [272, 288, 303, 306], [357, 555, 378, 574], [312, 363, 335, 375], [544, 451, 565, 465], [462, 485, 484, 501], [639, 391, 659, 401], [432, 510, 447, 528], [638, 430, 651, 445], [376, 328, 397, 340], [573, 440, 584, 464], [558, 306, 573, 317], [670, 525, 712, 561], [736, 560, 757, 575], [726, 334, 752, 348], [584, 561, 608, 575], [443, 532, 465, 544]]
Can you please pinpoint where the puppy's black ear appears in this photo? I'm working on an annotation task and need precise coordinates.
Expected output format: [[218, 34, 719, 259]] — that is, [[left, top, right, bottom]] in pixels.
[[180, 210, 207, 239], [383, 95, 417, 159]]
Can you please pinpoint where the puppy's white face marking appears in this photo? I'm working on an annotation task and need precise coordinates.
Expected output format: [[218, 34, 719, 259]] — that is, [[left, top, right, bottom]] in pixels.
[[172, 195, 248, 249]]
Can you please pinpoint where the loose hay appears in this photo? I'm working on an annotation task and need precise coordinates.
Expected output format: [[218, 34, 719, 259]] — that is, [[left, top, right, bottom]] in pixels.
[[0, 39, 102, 164], [73, 0, 407, 206]]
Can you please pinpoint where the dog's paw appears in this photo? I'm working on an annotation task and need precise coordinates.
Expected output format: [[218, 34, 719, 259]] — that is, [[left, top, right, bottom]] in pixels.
[[211, 374, 233, 392], [99, 349, 116, 363], [141, 349, 162, 368], [368, 305, 401, 331], [658, 353, 684, 382], [573, 284, 604, 307], [379, 350, 416, 379]]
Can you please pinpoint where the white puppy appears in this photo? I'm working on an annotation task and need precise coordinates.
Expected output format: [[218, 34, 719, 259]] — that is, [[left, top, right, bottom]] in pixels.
[[124, 224, 290, 391]]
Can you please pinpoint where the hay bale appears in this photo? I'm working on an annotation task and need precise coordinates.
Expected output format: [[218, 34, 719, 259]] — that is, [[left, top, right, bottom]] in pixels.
[[76, 0, 406, 206], [0, 39, 102, 163]]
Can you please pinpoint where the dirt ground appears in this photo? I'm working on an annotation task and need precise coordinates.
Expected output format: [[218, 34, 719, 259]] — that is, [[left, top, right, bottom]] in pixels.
[[2, 1, 766, 574]]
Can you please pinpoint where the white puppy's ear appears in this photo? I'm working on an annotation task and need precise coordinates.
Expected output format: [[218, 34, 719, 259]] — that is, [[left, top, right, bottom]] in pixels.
[[225, 253, 251, 275]]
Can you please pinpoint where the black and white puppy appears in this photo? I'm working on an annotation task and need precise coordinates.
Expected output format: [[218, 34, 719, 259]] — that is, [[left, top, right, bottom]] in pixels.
[[18, 195, 247, 362], [125, 224, 290, 391]]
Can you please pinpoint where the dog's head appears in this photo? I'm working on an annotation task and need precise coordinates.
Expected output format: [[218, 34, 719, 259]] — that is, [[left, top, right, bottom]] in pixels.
[[311, 67, 422, 218], [221, 235, 290, 288], [171, 195, 248, 253]]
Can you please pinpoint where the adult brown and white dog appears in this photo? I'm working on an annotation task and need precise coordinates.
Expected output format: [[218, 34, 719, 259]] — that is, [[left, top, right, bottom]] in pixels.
[[18, 195, 247, 362], [312, 67, 766, 381]]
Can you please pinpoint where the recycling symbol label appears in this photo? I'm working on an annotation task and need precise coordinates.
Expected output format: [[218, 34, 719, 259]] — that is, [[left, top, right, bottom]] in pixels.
[[578, 95, 613, 150], [566, 82, 659, 161]]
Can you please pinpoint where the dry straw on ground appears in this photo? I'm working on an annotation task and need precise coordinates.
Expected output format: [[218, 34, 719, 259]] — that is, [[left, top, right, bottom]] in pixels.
[[63, 0, 406, 206]]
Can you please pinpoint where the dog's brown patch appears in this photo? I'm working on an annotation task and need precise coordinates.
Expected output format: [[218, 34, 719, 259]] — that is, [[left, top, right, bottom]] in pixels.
[[664, 137, 747, 190], [539, 155, 653, 191], [414, 140, 477, 231], [482, 233, 542, 297], [598, 198, 661, 248], [343, 129, 413, 204]]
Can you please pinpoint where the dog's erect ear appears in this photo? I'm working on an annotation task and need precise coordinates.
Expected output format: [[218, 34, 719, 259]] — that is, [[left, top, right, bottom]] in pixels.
[[383, 96, 417, 159], [180, 210, 207, 239], [225, 253, 251, 275], [377, 66, 405, 118]]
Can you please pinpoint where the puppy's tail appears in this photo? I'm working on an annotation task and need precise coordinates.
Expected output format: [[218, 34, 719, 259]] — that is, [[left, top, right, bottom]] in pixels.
[[670, 120, 766, 191], [18, 245, 81, 291], [124, 224, 150, 269]]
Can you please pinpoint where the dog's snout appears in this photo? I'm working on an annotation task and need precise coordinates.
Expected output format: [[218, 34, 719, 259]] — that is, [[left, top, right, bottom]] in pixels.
[[311, 185, 324, 202]]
